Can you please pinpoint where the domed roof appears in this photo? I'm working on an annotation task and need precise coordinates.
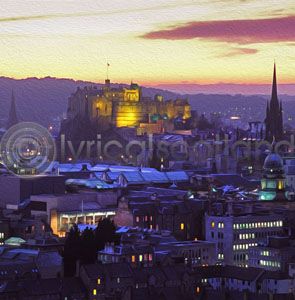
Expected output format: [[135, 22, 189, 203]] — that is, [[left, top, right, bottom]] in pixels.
[[263, 152, 283, 170]]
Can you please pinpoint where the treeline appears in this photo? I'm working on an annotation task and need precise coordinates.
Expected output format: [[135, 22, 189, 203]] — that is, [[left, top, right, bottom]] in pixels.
[[63, 218, 118, 276]]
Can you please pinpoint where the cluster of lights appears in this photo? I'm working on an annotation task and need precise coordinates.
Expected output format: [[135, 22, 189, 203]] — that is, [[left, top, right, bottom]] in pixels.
[[239, 233, 256, 240], [211, 222, 225, 229], [218, 253, 224, 260], [233, 221, 283, 230], [260, 260, 281, 268], [131, 254, 153, 263], [260, 250, 270, 256], [233, 243, 258, 250]]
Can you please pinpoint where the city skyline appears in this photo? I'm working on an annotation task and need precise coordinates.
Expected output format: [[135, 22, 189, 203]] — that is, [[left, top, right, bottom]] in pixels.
[[0, 0, 294, 90]]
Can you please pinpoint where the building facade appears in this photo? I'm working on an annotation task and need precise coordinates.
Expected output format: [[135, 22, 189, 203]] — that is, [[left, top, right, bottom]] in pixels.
[[205, 213, 285, 267]]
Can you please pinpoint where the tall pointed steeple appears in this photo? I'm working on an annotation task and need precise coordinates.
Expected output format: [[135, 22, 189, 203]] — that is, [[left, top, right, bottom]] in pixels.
[[265, 63, 283, 141], [271, 62, 278, 102], [6, 90, 18, 129]]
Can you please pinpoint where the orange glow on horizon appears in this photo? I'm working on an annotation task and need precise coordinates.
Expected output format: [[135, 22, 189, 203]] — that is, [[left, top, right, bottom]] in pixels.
[[0, 0, 294, 88]]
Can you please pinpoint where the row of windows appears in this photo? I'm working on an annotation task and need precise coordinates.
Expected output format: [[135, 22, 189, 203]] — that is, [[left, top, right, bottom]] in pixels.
[[234, 231, 280, 241], [239, 233, 255, 240], [135, 216, 153, 223], [211, 222, 224, 229], [233, 221, 283, 230], [136, 217, 185, 231], [211, 232, 224, 239], [233, 243, 258, 251], [234, 253, 248, 261], [131, 254, 153, 263], [259, 260, 281, 268]]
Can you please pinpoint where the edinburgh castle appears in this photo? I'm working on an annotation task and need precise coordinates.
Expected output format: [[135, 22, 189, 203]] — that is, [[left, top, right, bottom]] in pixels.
[[65, 79, 191, 134]]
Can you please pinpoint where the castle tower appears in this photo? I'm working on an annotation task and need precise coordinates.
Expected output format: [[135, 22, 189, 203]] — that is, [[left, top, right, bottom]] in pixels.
[[265, 63, 283, 141], [6, 90, 18, 129]]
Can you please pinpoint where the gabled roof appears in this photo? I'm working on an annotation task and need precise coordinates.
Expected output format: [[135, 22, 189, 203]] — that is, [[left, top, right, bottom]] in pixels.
[[82, 262, 133, 279], [65, 178, 117, 190], [141, 171, 169, 183], [165, 171, 189, 182], [58, 163, 91, 172], [4, 237, 26, 247], [106, 171, 121, 181], [193, 265, 264, 281], [120, 171, 146, 184]]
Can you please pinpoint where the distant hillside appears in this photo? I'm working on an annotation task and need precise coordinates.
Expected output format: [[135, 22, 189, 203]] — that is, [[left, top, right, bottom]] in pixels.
[[0, 77, 295, 128], [151, 83, 295, 96], [0, 77, 179, 127]]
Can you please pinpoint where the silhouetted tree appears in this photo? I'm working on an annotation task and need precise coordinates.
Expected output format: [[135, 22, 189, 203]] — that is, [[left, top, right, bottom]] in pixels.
[[94, 218, 117, 251], [80, 227, 97, 264], [63, 224, 81, 277], [63, 219, 118, 275]]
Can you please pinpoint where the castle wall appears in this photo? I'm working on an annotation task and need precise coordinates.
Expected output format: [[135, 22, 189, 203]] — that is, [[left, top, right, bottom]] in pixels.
[[114, 102, 148, 127], [66, 82, 191, 129]]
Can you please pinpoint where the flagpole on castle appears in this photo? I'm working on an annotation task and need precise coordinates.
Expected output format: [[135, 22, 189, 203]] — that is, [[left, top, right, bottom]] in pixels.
[[107, 62, 110, 80]]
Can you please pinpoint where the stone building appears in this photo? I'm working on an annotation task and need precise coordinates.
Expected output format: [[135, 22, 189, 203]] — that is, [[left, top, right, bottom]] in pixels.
[[66, 79, 191, 130]]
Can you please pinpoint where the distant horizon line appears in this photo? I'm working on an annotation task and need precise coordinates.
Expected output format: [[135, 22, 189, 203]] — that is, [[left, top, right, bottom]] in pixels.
[[1, 75, 295, 96]]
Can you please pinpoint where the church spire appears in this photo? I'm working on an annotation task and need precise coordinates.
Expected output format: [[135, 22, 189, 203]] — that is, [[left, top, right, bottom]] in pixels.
[[271, 62, 278, 103], [6, 90, 18, 129], [265, 63, 283, 141]]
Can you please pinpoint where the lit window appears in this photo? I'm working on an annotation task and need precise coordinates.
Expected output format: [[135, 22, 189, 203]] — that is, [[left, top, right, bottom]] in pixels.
[[93, 289, 97, 296], [97, 278, 101, 285], [148, 254, 153, 261], [136, 216, 140, 223], [139, 255, 143, 262], [218, 222, 224, 229], [211, 222, 215, 228], [218, 253, 224, 260], [196, 287, 200, 294], [117, 277, 120, 283], [180, 223, 185, 230], [131, 255, 136, 263]]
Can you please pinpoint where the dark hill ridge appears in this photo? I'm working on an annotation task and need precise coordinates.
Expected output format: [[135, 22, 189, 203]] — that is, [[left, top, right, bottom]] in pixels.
[[0, 77, 294, 127]]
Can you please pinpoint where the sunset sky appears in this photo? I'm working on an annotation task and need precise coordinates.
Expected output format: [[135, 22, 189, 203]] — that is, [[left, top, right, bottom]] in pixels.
[[0, 0, 294, 87]]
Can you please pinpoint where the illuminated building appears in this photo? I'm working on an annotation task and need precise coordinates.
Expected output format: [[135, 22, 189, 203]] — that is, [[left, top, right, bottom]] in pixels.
[[259, 149, 288, 201], [248, 236, 295, 272], [205, 214, 285, 267], [66, 79, 191, 130], [29, 191, 117, 237]]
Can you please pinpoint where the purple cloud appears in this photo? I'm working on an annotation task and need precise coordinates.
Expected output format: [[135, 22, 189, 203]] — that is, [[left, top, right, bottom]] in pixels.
[[220, 47, 259, 57], [142, 16, 295, 44]]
